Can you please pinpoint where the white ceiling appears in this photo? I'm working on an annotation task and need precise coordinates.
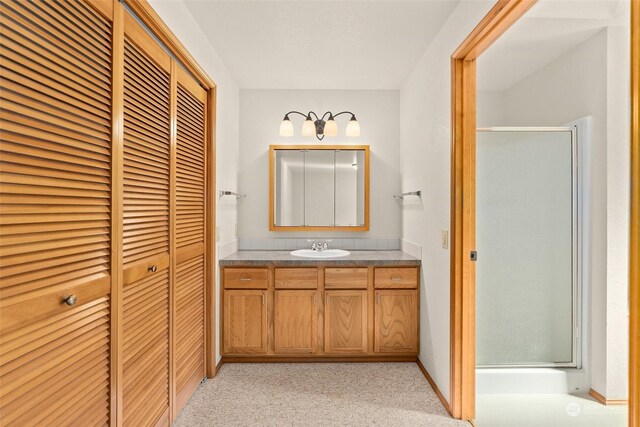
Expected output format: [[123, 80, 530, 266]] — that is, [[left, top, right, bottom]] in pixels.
[[184, 0, 460, 89], [477, 0, 629, 91]]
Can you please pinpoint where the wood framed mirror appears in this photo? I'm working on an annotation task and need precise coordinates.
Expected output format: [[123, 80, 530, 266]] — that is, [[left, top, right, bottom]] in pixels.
[[269, 145, 370, 232]]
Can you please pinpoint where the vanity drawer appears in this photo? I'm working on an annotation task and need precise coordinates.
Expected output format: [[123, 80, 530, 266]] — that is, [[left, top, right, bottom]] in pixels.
[[325, 268, 368, 289], [275, 268, 318, 289], [224, 268, 268, 289], [374, 267, 418, 289]]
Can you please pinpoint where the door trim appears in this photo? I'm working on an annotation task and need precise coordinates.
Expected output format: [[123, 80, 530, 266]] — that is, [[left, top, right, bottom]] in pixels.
[[109, 1, 217, 425], [629, 0, 639, 425], [449, 0, 538, 420], [123, 0, 216, 90], [451, 0, 639, 423], [110, 4, 124, 425]]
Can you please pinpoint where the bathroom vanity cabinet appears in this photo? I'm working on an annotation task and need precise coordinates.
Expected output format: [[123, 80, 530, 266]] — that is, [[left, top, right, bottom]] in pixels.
[[220, 252, 420, 361]]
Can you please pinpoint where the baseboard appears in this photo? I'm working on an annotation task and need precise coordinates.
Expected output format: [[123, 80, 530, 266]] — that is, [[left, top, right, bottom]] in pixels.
[[213, 359, 224, 375], [416, 358, 453, 416], [221, 355, 418, 363], [589, 388, 628, 405]]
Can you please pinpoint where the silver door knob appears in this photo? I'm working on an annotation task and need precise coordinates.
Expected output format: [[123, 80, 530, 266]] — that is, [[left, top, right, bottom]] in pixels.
[[62, 295, 77, 306], [148, 265, 157, 273]]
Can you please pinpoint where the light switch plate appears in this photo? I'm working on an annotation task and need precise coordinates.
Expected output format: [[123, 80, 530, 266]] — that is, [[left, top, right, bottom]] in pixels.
[[441, 229, 448, 249]]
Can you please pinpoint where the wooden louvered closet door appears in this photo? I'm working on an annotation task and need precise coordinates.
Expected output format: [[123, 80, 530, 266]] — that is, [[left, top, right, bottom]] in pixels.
[[0, 1, 114, 425], [121, 12, 172, 427], [173, 67, 207, 413]]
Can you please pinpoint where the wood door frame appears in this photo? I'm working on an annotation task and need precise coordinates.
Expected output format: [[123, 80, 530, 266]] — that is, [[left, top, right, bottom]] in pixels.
[[120, 6, 217, 380], [120, 0, 217, 377], [449, 0, 539, 420], [109, 0, 217, 424], [110, 3, 125, 425], [450, 0, 639, 423], [630, 1, 639, 425], [123, 0, 216, 90]]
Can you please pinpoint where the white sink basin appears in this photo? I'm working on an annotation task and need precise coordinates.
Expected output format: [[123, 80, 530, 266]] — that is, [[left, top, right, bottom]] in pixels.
[[290, 249, 350, 259]]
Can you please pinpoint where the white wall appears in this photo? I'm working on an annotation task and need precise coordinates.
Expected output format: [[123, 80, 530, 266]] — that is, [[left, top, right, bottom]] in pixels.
[[399, 0, 496, 405], [477, 28, 630, 398], [148, 0, 240, 365], [238, 89, 401, 240], [604, 25, 630, 400], [477, 90, 505, 128]]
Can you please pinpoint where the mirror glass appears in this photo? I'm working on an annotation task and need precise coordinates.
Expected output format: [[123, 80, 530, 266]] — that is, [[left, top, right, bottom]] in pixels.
[[273, 150, 304, 226], [273, 148, 367, 229], [304, 150, 335, 226], [335, 150, 365, 226]]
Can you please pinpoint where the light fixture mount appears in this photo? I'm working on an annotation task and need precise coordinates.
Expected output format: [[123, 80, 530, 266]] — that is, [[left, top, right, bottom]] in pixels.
[[279, 111, 359, 140]]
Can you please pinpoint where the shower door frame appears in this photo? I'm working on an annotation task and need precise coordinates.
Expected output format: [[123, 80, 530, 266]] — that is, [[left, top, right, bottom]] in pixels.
[[474, 127, 580, 370]]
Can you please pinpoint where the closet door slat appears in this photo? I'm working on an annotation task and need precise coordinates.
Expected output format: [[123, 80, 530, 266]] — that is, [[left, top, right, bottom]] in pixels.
[[121, 11, 171, 426], [176, 84, 206, 251], [122, 270, 170, 426], [0, 2, 112, 426], [122, 34, 170, 268], [174, 69, 207, 413]]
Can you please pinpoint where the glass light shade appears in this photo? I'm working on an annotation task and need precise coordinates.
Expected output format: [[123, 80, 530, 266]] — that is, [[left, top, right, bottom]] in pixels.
[[324, 119, 338, 137], [279, 119, 294, 137], [345, 119, 360, 137], [301, 119, 316, 137]]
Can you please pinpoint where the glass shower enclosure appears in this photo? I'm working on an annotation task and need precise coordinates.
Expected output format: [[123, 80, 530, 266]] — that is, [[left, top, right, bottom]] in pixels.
[[476, 127, 579, 368]]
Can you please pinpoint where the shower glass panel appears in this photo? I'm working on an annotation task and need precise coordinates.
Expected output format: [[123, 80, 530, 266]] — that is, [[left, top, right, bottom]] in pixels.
[[476, 128, 577, 367]]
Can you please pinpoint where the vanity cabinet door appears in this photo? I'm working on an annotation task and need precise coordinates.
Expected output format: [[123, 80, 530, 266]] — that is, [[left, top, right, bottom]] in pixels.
[[223, 290, 268, 354], [324, 291, 368, 353], [274, 290, 318, 354], [374, 290, 418, 353]]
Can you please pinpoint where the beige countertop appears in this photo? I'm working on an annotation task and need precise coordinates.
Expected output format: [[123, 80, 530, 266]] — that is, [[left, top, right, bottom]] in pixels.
[[219, 250, 420, 266]]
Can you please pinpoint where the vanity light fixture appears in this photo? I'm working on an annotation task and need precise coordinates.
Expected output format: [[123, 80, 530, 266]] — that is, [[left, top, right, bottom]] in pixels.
[[279, 111, 360, 140]]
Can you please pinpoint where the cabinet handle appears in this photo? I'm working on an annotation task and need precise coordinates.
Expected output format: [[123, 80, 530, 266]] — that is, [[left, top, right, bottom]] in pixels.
[[325, 294, 328, 306], [262, 292, 266, 305], [391, 277, 402, 282], [313, 292, 316, 305], [240, 277, 252, 282], [148, 265, 157, 273], [376, 293, 380, 305], [62, 295, 77, 306]]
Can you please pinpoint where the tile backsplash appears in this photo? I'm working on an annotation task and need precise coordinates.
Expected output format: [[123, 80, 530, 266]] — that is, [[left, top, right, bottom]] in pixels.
[[238, 238, 401, 251]]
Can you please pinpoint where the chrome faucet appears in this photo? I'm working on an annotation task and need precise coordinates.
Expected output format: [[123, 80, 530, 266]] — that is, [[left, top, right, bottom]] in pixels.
[[311, 241, 329, 251]]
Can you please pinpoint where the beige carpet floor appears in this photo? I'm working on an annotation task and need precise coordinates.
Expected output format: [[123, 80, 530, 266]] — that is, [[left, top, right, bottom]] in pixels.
[[173, 362, 469, 426]]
